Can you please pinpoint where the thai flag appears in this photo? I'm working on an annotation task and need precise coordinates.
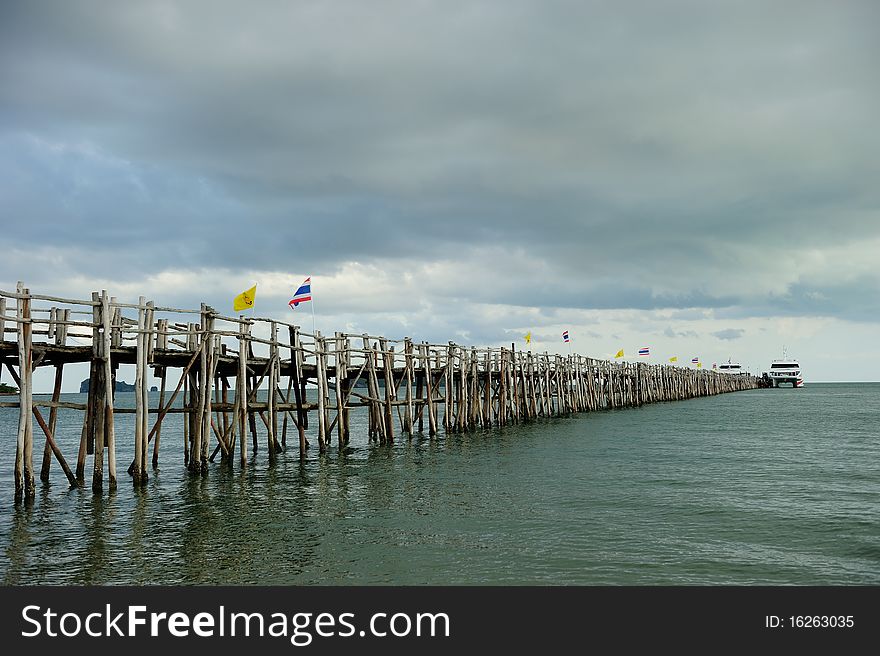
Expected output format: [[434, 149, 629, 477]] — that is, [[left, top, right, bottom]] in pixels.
[[638, 347, 650, 356], [562, 331, 570, 343], [691, 357, 699, 364], [288, 277, 312, 308]]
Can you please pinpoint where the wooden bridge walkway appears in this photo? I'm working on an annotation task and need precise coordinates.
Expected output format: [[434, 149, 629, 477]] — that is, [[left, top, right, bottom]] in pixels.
[[1, 283, 757, 500]]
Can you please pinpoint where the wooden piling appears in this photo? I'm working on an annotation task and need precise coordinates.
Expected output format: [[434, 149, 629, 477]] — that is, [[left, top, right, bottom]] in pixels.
[[380, 339, 395, 443], [289, 326, 307, 457], [103, 292, 117, 490], [238, 320, 249, 467], [267, 321, 278, 463], [334, 332, 346, 447]]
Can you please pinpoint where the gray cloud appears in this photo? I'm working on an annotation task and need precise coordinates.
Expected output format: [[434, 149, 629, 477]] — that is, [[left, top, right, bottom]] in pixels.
[[664, 327, 700, 339], [1, 0, 879, 384], [712, 329, 746, 341]]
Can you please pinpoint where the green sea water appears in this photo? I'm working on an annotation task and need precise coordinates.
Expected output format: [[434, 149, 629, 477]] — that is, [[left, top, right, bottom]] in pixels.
[[1, 383, 877, 584]]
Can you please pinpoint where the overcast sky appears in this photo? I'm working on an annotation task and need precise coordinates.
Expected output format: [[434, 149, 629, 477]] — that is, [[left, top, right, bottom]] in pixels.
[[2, 0, 879, 389]]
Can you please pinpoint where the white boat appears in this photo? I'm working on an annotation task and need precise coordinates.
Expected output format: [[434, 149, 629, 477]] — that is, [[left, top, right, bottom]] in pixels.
[[717, 359, 745, 374], [768, 357, 804, 388]]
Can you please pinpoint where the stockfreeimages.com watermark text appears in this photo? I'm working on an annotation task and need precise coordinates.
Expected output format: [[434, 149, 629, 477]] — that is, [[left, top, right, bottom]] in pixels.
[[22, 604, 450, 646]]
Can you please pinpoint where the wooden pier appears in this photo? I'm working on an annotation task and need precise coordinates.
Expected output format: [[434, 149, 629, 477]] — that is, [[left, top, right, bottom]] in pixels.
[[1, 284, 758, 500]]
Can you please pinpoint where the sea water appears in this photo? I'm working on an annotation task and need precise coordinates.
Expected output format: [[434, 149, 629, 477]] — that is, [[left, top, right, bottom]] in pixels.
[[0, 383, 877, 584]]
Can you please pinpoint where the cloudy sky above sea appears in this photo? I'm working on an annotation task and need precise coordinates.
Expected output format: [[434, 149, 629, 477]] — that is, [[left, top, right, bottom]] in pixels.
[[2, 0, 878, 388]]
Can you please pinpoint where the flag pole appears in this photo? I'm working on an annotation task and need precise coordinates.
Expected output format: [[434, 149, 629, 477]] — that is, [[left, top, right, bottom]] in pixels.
[[309, 277, 317, 336]]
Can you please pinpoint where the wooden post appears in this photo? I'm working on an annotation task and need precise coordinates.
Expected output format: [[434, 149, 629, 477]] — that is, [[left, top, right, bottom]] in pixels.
[[14, 284, 34, 499], [404, 337, 414, 435], [380, 339, 395, 443], [420, 342, 436, 436], [200, 310, 214, 472], [362, 335, 380, 440], [483, 349, 492, 427], [289, 326, 307, 457], [341, 335, 351, 445], [91, 291, 106, 494], [315, 333, 327, 452], [472, 348, 481, 427], [238, 320, 249, 467], [444, 343, 453, 431], [189, 309, 208, 472], [457, 346, 467, 431], [334, 332, 346, 447], [281, 334, 293, 451], [415, 344, 425, 432], [133, 295, 147, 485], [267, 321, 278, 463], [103, 292, 117, 490]]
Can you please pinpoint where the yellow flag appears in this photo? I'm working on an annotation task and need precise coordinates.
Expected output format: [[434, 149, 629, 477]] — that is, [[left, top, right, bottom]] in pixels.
[[697, 362, 703, 368], [669, 356, 678, 363], [614, 349, 624, 358], [234, 284, 257, 312], [524, 331, 532, 345]]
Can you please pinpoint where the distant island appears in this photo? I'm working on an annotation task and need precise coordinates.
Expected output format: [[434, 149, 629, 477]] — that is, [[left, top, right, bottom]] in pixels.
[[0, 382, 18, 395], [79, 379, 160, 393], [80, 379, 135, 393]]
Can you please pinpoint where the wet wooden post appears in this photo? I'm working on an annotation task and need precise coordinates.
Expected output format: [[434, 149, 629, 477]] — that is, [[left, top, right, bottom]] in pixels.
[[403, 337, 414, 435], [221, 360, 232, 455], [529, 352, 539, 418], [200, 309, 215, 471], [415, 345, 424, 432], [289, 326, 307, 457], [420, 342, 436, 436], [498, 347, 507, 427], [238, 320, 249, 467], [188, 317, 204, 473], [341, 335, 352, 445], [334, 332, 346, 447], [380, 339, 395, 443], [513, 344, 523, 422], [315, 332, 327, 452], [281, 330, 293, 451], [103, 292, 117, 490], [14, 283, 35, 500], [91, 291, 107, 494], [321, 337, 332, 442], [182, 371, 190, 467], [143, 301, 155, 471], [362, 335, 380, 440], [443, 343, 453, 432], [457, 347, 467, 431], [485, 349, 494, 427], [267, 321, 278, 463], [75, 365, 92, 481], [543, 354, 552, 416], [133, 295, 147, 485], [471, 349, 480, 426]]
